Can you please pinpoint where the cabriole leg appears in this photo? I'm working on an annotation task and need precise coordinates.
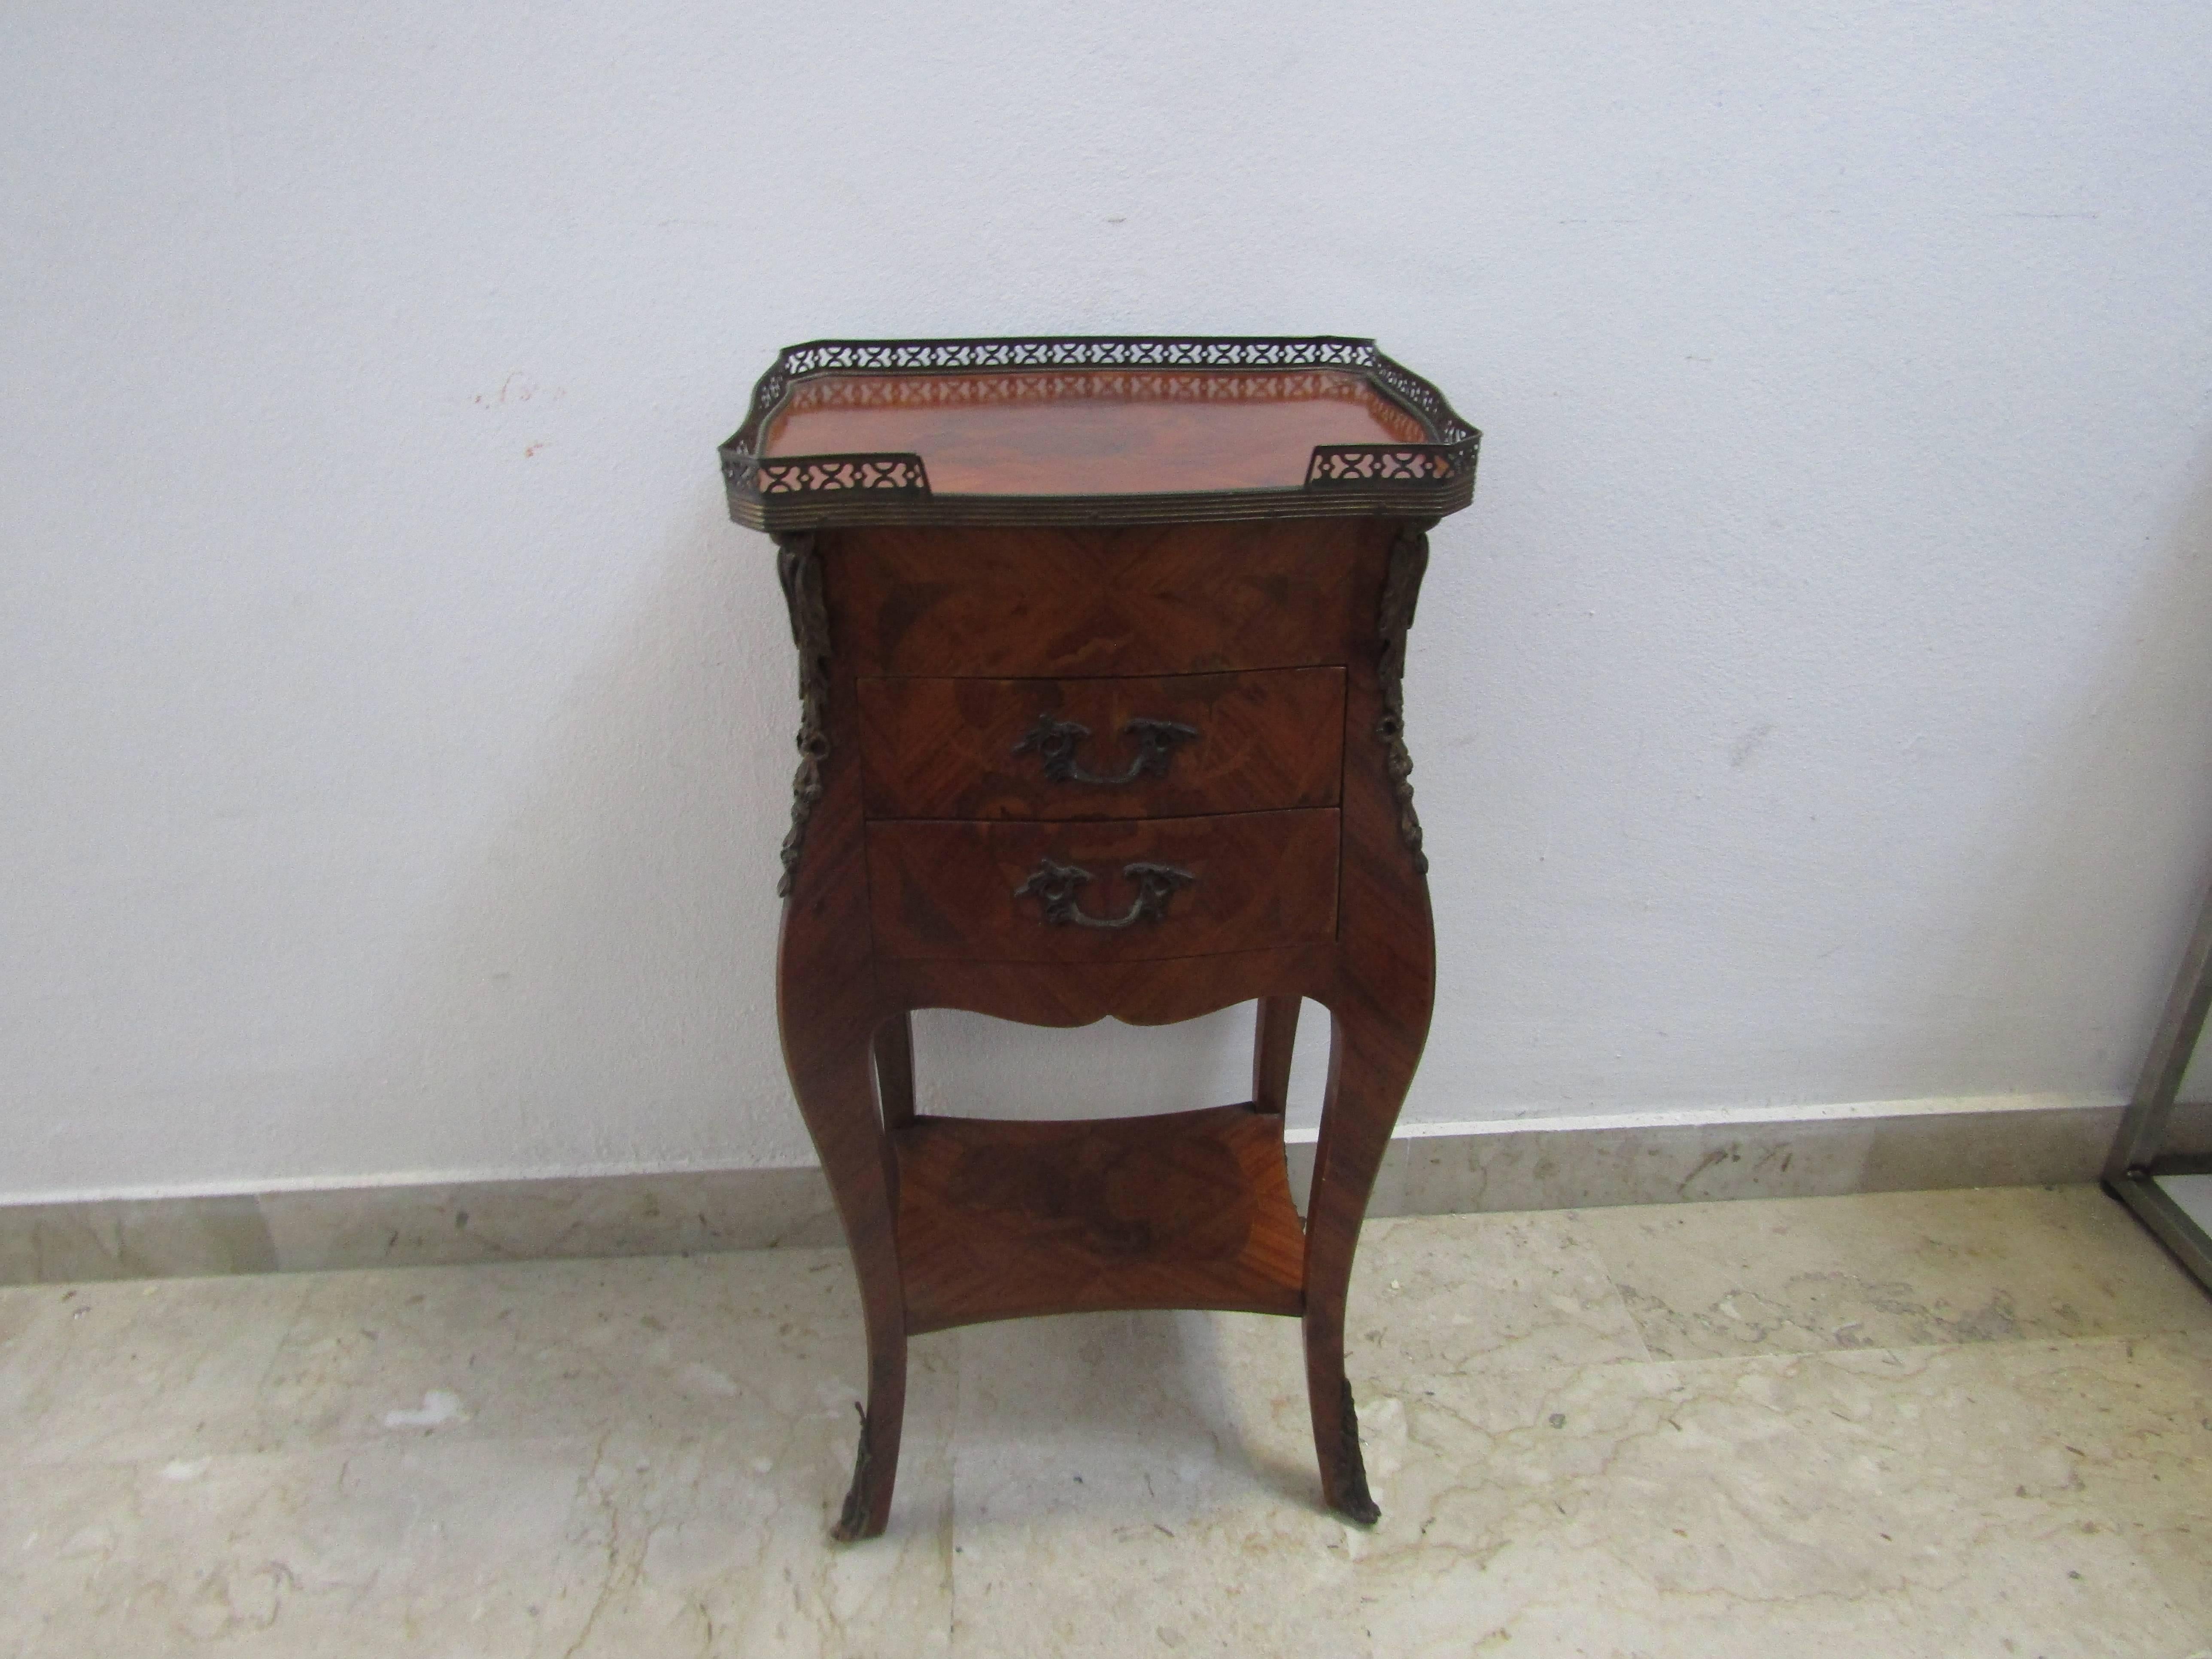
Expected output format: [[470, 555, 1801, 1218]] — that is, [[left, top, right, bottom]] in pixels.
[[872, 1011, 917, 1130], [1300, 1003, 1419, 1525], [773, 525, 911, 1540], [1252, 995, 1300, 1115], [785, 1042, 908, 1541]]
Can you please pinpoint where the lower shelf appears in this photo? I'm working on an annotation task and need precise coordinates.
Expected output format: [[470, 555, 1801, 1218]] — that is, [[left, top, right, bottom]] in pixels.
[[893, 1103, 1307, 1334]]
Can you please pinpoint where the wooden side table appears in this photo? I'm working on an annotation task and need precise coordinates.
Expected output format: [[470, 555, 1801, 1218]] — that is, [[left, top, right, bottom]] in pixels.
[[719, 337, 1480, 1539]]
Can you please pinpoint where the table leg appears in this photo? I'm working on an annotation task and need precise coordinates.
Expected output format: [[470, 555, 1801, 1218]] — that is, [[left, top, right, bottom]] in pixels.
[[775, 596, 908, 1539], [1300, 1002, 1419, 1525], [872, 1011, 917, 1130], [785, 1039, 908, 1541], [1252, 995, 1300, 1115]]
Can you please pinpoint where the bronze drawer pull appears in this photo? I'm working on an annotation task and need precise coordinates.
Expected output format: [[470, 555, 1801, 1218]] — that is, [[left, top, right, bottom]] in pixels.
[[1013, 858, 1196, 929], [1013, 714, 1198, 786]]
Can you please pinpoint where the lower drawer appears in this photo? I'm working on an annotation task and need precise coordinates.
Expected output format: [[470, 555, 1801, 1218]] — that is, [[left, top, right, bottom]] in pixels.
[[867, 810, 1340, 963]]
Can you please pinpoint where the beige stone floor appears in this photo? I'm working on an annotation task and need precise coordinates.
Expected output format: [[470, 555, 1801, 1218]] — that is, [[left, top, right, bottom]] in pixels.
[[3, 1184, 2209, 1658]]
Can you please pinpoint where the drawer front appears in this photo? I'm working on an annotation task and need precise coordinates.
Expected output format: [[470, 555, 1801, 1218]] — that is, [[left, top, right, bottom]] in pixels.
[[867, 810, 1339, 963], [858, 668, 1344, 821], [832, 520, 1376, 678]]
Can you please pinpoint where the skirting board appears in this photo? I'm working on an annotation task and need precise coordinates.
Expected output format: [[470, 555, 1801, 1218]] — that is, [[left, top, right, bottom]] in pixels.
[[5, 1094, 2208, 1289]]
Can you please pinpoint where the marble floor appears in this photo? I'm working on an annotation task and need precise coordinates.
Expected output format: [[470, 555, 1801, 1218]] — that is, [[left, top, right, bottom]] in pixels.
[[3, 1184, 2209, 1658]]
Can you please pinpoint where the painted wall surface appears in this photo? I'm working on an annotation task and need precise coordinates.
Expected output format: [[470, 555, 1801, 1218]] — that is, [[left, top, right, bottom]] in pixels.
[[6, 3, 2212, 1201]]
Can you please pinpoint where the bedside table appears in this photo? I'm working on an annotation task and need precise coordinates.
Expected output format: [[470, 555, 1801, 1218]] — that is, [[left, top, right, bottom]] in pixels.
[[719, 337, 1480, 1539]]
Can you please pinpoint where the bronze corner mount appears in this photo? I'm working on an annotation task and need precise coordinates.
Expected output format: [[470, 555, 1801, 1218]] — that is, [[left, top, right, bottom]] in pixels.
[[1375, 520, 1435, 875], [774, 530, 831, 897]]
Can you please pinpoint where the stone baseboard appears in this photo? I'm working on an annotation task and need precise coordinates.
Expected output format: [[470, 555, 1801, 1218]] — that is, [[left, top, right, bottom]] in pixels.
[[6, 1094, 2206, 1288], [1285, 1093, 2211, 1219], [0, 1169, 844, 1289]]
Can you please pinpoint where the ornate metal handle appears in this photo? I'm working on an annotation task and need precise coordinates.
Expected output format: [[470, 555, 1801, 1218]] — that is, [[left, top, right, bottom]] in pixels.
[[1013, 858, 1197, 929], [1012, 714, 1198, 786]]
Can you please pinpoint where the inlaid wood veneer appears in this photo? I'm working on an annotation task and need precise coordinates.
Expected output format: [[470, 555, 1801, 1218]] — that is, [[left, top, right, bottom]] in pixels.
[[723, 335, 1478, 1539]]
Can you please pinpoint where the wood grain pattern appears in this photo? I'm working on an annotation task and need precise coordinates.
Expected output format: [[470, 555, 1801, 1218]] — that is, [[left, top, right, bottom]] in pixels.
[[771, 510, 1440, 1537], [720, 340, 1480, 534], [893, 1105, 1306, 1333], [764, 366, 1426, 496], [870, 948, 1325, 1032], [833, 521, 1364, 678], [866, 810, 1340, 964], [857, 667, 1343, 821]]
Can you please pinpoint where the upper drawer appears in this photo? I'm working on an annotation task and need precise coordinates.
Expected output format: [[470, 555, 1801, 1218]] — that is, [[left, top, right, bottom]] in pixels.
[[858, 667, 1344, 821], [830, 520, 1378, 677]]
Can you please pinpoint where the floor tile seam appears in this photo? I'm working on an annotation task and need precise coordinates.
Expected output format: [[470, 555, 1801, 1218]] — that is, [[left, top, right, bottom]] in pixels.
[[1359, 1347, 1677, 1395], [1566, 1233, 1674, 1368], [4, 1425, 630, 1479], [1362, 1325, 2212, 1394], [1516, 1213, 1666, 1369], [1568, 1250, 2212, 1362], [942, 1325, 968, 1658], [210, 1248, 710, 1291], [0, 1236, 864, 1293], [1587, 1248, 1661, 1367], [241, 1276, 321, 1423], [1625, 1327, 2212, 1379], [1364, 1212, 1663, 1365], [3, 1266, 306, 1295]]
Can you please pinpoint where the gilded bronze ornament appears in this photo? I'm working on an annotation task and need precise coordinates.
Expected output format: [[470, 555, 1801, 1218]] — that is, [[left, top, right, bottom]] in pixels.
[[1335, 1376, 1380, 1525], [1013, 858, 1198, 930], [1013, 713, 1200, 786], [1374, 521, 1434, 873], [774, 530, 832, 896]]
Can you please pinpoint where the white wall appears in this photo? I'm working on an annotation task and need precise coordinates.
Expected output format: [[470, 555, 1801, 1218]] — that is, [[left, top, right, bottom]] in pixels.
[[6, 3, 2212, 1202]]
